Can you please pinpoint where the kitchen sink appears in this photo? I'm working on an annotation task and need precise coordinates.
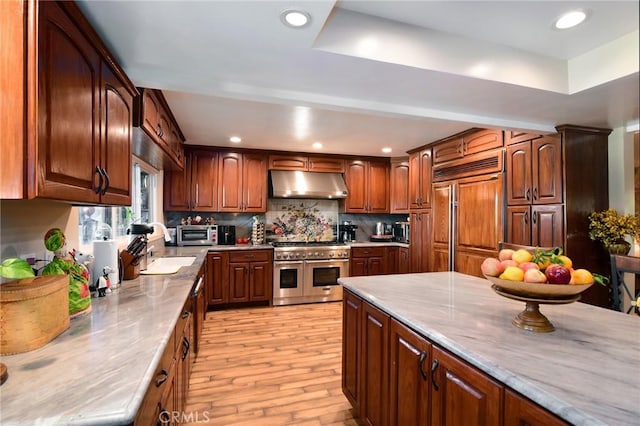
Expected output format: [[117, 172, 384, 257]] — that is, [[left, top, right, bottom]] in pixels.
[[140, 256, 197, 275]]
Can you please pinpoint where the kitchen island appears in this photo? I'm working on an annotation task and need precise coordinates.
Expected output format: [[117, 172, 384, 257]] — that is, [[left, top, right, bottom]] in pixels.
[[339, 272, 639, 426]]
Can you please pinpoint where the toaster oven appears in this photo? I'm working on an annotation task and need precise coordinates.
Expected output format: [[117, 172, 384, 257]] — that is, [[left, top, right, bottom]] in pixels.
[[177, 225, 218, 246]]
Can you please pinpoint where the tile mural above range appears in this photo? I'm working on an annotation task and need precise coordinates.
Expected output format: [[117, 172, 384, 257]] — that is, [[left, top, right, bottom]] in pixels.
[[266, 199, 338, 242]]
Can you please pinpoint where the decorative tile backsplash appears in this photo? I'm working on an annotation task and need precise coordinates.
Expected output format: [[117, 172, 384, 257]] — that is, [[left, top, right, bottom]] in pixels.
[[266, 199, 338, 242]]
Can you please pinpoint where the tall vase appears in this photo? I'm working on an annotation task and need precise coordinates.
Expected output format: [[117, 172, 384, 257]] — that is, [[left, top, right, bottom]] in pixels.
[[606, 240, 631, 255]]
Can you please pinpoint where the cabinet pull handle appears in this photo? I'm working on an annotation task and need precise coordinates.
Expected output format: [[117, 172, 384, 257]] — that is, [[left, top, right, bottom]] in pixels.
[[532, 211, 537, 224], [526, 188, 531, 201], [94, 166, 103, 194], [419, 351, 428, 380], [533, 187, 538, 200], [155, 369, 169, 387], [524, 210, 529, 225], [431, 359, 439, 390], [195, 183, 199, 206], [157, 123, 163, 138], [101, 167, 110, 195], [182, 337, 190, 360], [182, 310, 191, 319], [158, 409, 170, 425]]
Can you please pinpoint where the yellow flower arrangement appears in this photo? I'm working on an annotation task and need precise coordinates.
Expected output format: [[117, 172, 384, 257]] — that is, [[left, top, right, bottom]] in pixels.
[[588, 208, 639, 247]]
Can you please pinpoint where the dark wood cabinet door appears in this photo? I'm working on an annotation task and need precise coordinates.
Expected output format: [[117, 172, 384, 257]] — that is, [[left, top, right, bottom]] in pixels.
[[308, 156, 345, 173], [433, 138, 463, 164], [192, 151, 218, 212], [398, 247, 409, 274], [218, 152, 243, 211], [505, 131, 541, 146], [361, 302, 390, 426], [389, 319, 430, 426], [463, 129, 503, 156], [432, 184, 452, 247], [408, 152, 421, 209], [38, 2, 101, 202], [532, 204, 564, 248], [350, 258, 368, 277], [249, 260, 272, 302], [368, 256, 386, 276], [431, 347, 502, 426], [506, 205, 531, 246], [242, 153, 268, 212], [228, 262, 250, 303], [100, 63, 132, 205], [368, 161, 390, 213], [268, 154, 308, 170], [342, 290, 362, 409], [386, 247, 399, 274], [410, 211, 431, 273], [206, 252, 229, 305], [390, 159, 409, 213], [504, 389, 569, 426], [532, 136, 563, 204], [456, 174, 503, 251], [164, 153, 191, 211], [506, 141, 532, 205], [141, 89, 160, 139], [418, 149, 432, 208], [345, 160, 368, 213]]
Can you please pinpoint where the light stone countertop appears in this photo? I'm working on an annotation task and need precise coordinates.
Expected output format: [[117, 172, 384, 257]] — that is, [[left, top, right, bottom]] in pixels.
[[0, 246, 213, 426], [339, 272, 640, 426], [348, 241, 409, 248]]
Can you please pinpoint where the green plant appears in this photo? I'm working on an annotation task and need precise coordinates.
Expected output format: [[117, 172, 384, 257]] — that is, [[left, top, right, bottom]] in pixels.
[[588, 209, 639, 247]]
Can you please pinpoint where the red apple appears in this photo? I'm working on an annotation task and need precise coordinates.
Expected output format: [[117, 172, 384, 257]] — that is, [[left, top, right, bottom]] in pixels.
[[545, 264, 572, 284], [518, 262, 539, 272], [498, 249, 514, 261], [481, 258, 504, 277], [524, 269, 547, 283]]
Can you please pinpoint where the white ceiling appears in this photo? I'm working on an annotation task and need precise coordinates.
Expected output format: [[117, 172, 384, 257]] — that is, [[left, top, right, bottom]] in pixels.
[[77, 0, 639, 157]]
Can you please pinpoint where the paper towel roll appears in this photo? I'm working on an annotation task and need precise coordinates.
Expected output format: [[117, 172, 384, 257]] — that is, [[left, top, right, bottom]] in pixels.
[[92, 240, 119, 286]]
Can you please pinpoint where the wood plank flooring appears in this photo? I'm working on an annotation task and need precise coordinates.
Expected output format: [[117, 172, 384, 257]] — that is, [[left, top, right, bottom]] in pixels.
[[184, 302, 361, 425]]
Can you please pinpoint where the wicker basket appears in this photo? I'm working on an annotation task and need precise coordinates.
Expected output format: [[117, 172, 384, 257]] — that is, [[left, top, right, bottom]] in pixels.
[[0, 275, 70, 355]]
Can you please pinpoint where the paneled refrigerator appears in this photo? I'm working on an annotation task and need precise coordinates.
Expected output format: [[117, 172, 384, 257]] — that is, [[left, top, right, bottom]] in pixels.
[[431, 172, 504, 277]]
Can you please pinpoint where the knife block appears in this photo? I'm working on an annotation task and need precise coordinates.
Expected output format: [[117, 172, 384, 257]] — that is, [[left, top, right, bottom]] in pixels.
[[119, 251, 140, 280]]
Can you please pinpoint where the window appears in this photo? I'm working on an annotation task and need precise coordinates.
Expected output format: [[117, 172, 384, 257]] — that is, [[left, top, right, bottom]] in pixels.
[[78, 161, 158, 246]]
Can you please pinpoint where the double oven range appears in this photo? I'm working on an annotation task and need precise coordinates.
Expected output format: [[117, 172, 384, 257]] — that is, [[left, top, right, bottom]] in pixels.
[[272, 242, 350, 306]]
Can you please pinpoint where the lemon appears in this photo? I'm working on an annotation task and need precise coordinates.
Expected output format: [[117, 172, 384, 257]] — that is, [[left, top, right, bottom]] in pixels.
[[499, 266, 524, 281]]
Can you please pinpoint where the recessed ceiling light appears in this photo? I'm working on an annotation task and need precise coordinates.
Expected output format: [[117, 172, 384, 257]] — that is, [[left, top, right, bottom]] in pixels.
[[229, 136, 241, 143], [554, 10, 587, 29], [382, 147, 392, 153], [312, 142, 323, 149], [281, 9, 311, 28]]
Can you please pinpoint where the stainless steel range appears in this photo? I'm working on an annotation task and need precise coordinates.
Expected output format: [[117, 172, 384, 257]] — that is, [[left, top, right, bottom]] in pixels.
[[272, 242, 350, 306]]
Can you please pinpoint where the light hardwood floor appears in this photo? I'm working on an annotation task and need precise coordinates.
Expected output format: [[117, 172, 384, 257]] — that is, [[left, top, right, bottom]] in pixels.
[[184, 302, 361, 425]]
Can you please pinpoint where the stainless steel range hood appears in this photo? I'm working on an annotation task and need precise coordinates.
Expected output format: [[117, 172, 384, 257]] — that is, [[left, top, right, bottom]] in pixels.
[[269, 171, 348, 199]]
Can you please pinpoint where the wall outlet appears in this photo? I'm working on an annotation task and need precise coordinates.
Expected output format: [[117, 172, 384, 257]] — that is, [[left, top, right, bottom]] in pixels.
[[19, 253, 37, 266]]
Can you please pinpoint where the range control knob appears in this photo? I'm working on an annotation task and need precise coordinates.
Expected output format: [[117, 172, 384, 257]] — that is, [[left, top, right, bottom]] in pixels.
[[329, 252, 334, 257]]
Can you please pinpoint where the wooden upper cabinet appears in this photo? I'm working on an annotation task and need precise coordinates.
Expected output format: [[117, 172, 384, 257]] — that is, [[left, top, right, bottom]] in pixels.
[[463, 129, 504, 156], [431, 346, 503, 426], [268, 154, 345, 173], [164, 154, 191, 211], [141, 89, 161, 140], [505, 130, 542, 146], [433, 129, 503, 165], [100, 63, 133, 205], [191, 151, 218, 211], [268, 155, 308, 171], [432, 137, 463, 164], [242, 153, 268, 212], [345, 160, 390, 213], [218, 152, 267, 213], [390, 159, 410, 213], [33, 1, 135, 205], [408, 148, 432, 209], [507, 136, 562, 205]]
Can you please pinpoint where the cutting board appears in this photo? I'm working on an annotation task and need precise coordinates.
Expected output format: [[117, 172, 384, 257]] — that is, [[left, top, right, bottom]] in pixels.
[[140, 265, 181, 275]]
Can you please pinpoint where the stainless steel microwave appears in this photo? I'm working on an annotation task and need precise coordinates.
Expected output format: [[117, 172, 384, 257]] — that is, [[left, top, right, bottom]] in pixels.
[[177, 225, 218, 246]]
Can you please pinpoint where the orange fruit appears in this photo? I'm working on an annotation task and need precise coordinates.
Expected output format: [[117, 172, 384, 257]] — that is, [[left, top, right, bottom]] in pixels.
[[570, 269, 593, 285], [557, 255, 573, 269]]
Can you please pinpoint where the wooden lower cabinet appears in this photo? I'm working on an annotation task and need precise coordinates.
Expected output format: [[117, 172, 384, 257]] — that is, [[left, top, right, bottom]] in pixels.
[[506, 204, 564, 248], [398, 247, 409, 274], [410, 210, 431, 272], [361, 301, 390, 426], [343, 289, 565, 426], [389, 319, 430, 426], [350, 247, 389, 277], [504, 389, 569, 426], [430, 346, 503, 426], [207, 250, 272, 306]]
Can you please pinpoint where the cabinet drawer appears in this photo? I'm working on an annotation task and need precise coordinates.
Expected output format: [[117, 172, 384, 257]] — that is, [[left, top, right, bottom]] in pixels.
[[351, 247, 386, 258], [228, 250, 272, 262]]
